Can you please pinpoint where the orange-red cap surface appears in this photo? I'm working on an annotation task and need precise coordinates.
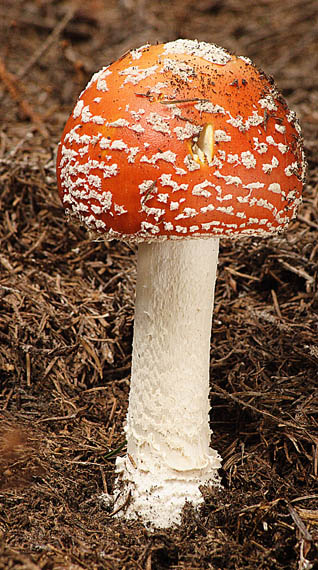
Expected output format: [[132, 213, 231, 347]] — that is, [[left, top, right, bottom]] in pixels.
[[56, 40, 306, 241]]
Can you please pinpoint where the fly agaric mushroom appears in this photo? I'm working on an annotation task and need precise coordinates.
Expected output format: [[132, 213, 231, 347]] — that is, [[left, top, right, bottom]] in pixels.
[[56, 39, 306, 528]]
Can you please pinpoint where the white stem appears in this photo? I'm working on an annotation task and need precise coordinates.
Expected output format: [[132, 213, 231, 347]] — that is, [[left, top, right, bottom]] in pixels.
[[115, 238, 222, 528]]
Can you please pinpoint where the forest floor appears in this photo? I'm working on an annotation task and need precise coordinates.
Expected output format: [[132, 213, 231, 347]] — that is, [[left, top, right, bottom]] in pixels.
[[0, 0, 317, 568]]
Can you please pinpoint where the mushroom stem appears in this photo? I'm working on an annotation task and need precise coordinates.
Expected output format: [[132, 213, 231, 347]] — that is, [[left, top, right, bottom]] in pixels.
[[116, 238, 222, 527]]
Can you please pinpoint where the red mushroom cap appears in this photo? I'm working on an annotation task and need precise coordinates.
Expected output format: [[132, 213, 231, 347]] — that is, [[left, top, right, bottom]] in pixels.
[[56, 39, 306, 241]]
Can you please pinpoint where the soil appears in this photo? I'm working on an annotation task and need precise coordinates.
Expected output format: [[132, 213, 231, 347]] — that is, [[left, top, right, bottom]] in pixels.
[[0, 0, 317, 568]]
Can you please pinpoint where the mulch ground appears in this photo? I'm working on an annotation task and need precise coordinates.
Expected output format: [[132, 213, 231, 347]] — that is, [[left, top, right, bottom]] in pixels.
[[0, 0, 317, 568]]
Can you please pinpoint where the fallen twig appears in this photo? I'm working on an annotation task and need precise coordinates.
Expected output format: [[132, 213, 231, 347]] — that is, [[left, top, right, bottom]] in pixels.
[[17, 5, 76, 81], [0, 56, 49, 138]]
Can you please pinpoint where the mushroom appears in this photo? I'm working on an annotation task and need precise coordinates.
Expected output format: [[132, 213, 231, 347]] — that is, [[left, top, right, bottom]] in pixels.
[[56, 39, 306, 528]]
